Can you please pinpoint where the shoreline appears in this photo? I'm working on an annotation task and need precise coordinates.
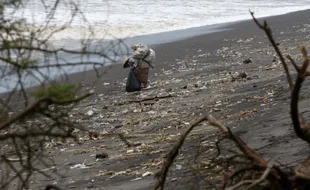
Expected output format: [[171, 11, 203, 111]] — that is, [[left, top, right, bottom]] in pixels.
[[123, 8, 310, 47], [52, 8, 310, 48]]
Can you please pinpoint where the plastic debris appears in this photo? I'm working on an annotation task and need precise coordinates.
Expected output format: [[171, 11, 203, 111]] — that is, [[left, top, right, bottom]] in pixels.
[[86, 110, 94, 116], [170, 178, 178, 182], [142, 171, 153, 177], [70, 160, 89, 169], [127, 149, 135, 154], [176, 165, 182, 170], [131, 177, 142, 181]]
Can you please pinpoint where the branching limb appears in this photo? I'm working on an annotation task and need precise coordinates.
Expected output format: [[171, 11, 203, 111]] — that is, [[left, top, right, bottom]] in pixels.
[[154, 114, 268, 190], [0, 131, 74, 141], [0, 90, 94, 130], [245, 162, 273, 190], [250, 11, 293, 90], [287, 55, 300, 72], [207, 115, 267, 166], [0, 45, 119, 63], [290, 47, 310, 144], [154, 115, 208, 190], [225, 163, 272, 190]]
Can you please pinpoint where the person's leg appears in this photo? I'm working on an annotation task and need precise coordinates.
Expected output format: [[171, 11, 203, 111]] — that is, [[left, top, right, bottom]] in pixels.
[[136, 67, 149, 88]]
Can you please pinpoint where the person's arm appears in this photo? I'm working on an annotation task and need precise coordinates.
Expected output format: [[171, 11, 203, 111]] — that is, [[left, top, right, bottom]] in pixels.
[[128, 57, 139, 68], [123, 58, 130, 68]]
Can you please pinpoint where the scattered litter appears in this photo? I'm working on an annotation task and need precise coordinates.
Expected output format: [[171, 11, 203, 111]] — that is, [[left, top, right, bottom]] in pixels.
[[127, 149, 135, 154], [176, 165, 182, 170], [231, 71, 247, 79], [264, 65, 277, 70], [170, 178, 178, 182], [131, 177, 142, 181], [243, 57, 252, 64], [67, 179, 75, 184], [70, 160, 89, 169], [142, 171, 153, 177], [95, 152, 108, 159], [86, 110, 94, 116], [147, 111, 157, 115], [89, 131, 98, 140], [109, 171, 128, 179]]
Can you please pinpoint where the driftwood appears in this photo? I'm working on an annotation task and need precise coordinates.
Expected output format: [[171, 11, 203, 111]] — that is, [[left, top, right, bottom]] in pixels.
[[130, 94, 173, 103]]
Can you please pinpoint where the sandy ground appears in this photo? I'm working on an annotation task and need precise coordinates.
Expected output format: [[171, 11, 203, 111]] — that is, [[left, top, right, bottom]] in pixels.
[[3, 9, 310, 190]]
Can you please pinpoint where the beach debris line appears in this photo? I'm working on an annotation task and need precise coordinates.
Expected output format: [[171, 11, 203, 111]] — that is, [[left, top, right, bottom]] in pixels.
[[153, 12, 310, 190]]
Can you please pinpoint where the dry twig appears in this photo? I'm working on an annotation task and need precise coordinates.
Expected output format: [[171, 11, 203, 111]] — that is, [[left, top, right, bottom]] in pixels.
[[250, 11, 293, 90], [130, 94, 174, 103], [0, 90, 94, 130], [154, 116, 208, 190]]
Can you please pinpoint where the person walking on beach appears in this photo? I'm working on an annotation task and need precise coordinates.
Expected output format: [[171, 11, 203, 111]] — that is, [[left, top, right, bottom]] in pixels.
[[123, 43, 155, 91]]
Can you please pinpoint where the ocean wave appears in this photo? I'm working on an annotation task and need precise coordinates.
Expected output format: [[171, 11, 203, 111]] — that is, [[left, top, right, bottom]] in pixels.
[[6, 0, 310, 40]]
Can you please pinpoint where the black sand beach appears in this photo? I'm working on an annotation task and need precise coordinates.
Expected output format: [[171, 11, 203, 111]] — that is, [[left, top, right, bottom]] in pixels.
[[69, 9, 310, 92], [7, 9, 310, 189]]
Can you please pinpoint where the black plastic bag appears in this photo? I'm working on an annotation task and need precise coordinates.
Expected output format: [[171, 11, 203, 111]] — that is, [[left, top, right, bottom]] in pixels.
[[126, 69, 141, 92]]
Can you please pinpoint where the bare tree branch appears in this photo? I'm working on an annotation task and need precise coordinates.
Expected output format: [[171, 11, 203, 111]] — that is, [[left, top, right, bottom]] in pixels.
[[250, 11, 293, 90], [290, 47, 310, 144], [0, 90, 94, 130], [154, 116, 209, 190], [130, 94, 174, 103]]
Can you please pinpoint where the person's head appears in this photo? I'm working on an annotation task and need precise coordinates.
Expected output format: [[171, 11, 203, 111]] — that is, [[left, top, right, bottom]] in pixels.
[[131, 43, 147, 51], [131, 44, 137, 51]]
